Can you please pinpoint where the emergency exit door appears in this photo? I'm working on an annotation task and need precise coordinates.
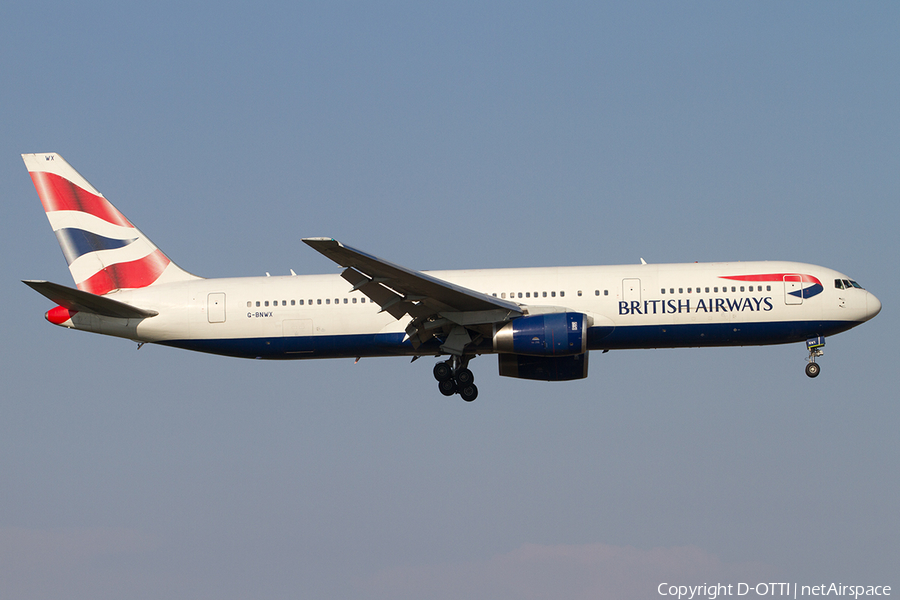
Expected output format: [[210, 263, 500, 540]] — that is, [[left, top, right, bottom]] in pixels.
[[208, 293, 226, 323], [623, 278, 641, 303]]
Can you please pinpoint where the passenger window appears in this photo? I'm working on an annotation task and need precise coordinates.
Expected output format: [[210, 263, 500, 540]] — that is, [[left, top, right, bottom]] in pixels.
[[766, 286, 771, 291], [282, 300, 287, 306], [705, 287, 709, 293], [560, 291, 565, 297], [577, 290, 582, 297], [740, 286, 745, 292], [352, 298, 357, 304], [518, 292, 523, 298], [687, 288, 692, 293], [325, 299, 330, 304], [256, 301, 260, 307], [543, 292, 547, 298], [247, 301, 251, 307], [299, 300, 304, 305], [526, 292, 530, 298], [344, 298, 348, 304], [669, 288, 674, 294], [678, 288, 683, 294], [501, 293, 506, 299], [551, 291, 556, 297], [317, 299, 321, 305], [595, 290, 599, 296], [265, 301, 269, 307], [291, 300, 295, 306], [604, 290, 608, 296], [361, 298, 366, 303]]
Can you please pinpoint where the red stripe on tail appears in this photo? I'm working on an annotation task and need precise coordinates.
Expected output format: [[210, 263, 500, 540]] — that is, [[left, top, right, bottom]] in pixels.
[[78, 249, 171, 295], [30, 171, 133, 227]]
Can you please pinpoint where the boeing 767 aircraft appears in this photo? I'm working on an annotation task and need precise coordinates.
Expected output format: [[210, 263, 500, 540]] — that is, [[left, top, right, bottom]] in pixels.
[[22, 153, 881, 401]]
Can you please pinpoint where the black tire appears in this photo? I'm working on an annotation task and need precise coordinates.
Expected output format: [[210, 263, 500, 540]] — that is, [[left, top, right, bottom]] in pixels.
[[438, 379, 457, 396], [805, 362, 821, 378], [459, 383, 478, 402], [433, 362, 453, 382], [455, 368, 474, 386]]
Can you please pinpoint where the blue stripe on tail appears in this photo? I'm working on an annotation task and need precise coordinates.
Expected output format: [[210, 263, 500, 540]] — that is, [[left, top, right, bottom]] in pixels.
[[54, 228, 138, 265]]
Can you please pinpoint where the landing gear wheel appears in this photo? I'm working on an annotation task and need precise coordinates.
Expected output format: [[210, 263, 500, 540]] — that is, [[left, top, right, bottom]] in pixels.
[[459, 383, 478, 402], [805, 362, 820, 378], [455, 368, 474, 386], [433, 362, 453, 382], [438, 379, 457, 396]]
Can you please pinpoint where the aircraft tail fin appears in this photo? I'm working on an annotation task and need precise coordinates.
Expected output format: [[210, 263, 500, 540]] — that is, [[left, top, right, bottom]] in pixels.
[[22, 153, 200, 295]]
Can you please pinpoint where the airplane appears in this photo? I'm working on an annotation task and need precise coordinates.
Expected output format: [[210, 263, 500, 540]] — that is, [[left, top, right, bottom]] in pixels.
[[21, 153, 882, 401]]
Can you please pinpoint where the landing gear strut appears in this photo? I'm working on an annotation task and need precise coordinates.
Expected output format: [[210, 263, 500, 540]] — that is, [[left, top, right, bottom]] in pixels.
[[805, 336, 824, 378], [433, 356, 478, 401]]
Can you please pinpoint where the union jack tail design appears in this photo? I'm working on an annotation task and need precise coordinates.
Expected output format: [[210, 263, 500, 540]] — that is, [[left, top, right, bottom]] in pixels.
[[23, 153, 200, 295]]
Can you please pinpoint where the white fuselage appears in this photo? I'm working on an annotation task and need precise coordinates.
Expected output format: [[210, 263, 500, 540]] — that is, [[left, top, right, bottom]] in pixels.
[[54, 260, 881, 360]]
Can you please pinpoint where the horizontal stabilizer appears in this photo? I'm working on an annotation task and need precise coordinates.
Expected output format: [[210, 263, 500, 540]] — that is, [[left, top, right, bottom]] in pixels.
[[22, 280, 158, 319]]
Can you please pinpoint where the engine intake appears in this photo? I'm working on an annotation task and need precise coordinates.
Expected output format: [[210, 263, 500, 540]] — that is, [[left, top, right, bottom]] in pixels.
[[493, 312, 589, 356]]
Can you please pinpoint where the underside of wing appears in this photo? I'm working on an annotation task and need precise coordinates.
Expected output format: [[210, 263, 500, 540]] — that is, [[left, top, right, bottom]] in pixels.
[[303, 238, 522, 354]]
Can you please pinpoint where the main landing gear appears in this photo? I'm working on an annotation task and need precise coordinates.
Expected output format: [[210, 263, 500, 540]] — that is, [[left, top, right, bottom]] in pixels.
[[433, 356, 478, 402], [805, 336, 825, 378]]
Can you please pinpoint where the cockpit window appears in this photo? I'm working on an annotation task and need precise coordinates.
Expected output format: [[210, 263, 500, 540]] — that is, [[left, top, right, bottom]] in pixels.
[[836, 278, 864, 290]]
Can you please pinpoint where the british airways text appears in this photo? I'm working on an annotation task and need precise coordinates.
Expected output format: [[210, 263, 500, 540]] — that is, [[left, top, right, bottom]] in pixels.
[[619, 297, 774, 316]]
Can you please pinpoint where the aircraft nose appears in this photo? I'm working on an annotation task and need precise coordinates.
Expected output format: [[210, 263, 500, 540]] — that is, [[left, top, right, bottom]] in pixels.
[[866, 292, 882, 321]]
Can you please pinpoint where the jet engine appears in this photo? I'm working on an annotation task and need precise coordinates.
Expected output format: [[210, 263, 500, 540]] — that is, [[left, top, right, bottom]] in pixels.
[[493, 312, 589, 356]]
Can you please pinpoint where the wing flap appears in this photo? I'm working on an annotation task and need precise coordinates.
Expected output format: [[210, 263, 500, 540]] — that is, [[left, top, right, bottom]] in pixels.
[[341, 267, 434, 319], [23, 280, 158, 319], [303, 238, 522, 317]]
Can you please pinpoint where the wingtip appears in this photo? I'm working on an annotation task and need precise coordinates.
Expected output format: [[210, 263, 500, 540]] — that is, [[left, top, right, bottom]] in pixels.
[[302, 237, 341, 248]]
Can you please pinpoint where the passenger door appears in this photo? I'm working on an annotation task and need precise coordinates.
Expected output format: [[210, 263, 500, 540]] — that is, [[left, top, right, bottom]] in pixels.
[[208, 293, 226, 322], [784, 276, 803, 305]]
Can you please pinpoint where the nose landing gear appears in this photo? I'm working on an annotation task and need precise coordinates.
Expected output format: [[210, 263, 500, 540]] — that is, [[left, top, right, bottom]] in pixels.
[[433, 356, 478, 401], [805, 336, 825, 378]]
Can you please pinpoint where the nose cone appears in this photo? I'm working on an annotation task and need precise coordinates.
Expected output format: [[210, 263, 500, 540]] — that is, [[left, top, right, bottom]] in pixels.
[[865, 292, 882, 321]]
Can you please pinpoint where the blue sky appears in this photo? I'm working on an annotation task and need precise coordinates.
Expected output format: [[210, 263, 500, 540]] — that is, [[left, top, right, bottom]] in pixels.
[[1, 2, 897, 598]]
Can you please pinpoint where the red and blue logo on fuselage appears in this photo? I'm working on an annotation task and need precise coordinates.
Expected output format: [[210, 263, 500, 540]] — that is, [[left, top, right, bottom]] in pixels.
[[720, 273, 824, 299]]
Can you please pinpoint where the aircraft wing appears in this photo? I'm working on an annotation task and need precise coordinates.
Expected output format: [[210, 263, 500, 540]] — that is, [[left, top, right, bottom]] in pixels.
[[22, 280, 159, 319], [302, 238, 522, 327]]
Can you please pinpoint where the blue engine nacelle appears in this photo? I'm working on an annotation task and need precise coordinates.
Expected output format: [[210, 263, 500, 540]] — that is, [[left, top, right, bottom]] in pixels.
[[497, 352, 589, 381], [493, 312, 589, 356]]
